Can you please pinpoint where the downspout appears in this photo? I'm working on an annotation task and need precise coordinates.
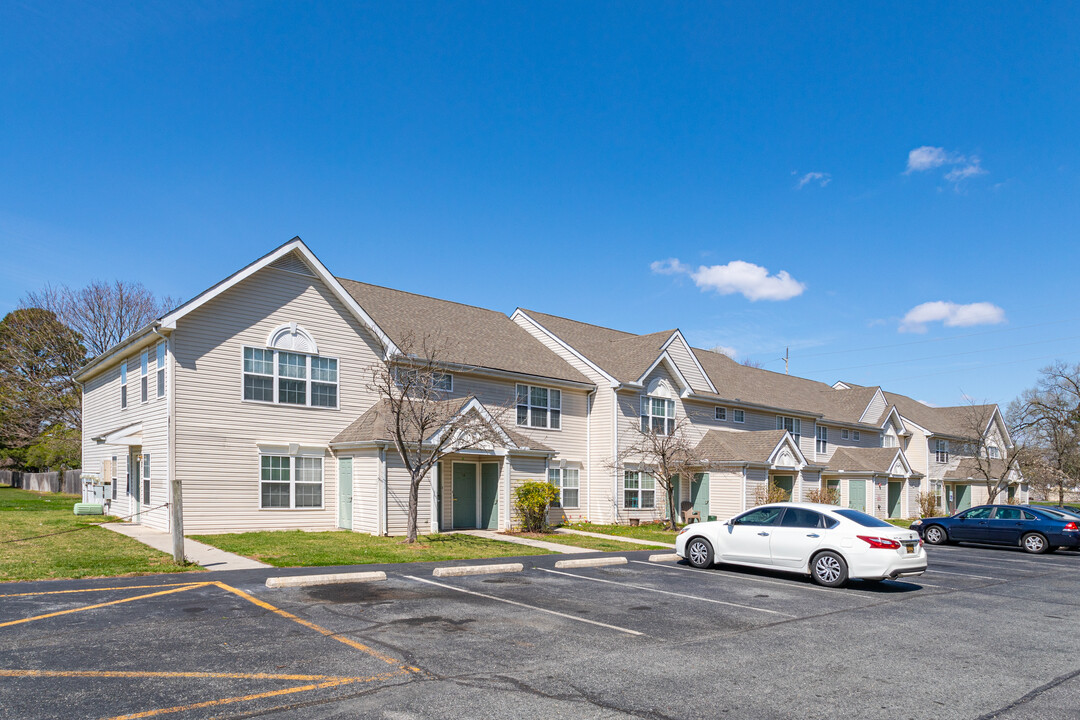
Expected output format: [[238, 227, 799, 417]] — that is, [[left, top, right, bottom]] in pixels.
[[378, 445, 387, 536], [586, 387, 596, 523], [741, 465, 747, 511], [612, 386, 619, 523]]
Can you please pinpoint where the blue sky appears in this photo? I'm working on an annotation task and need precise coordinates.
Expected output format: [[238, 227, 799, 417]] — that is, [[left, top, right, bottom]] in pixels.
[[2, 2, 1077, 409]]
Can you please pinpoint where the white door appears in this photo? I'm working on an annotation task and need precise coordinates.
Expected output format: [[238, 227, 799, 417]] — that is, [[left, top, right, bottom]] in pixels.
[[769, 507, 825, 569], [720, 505, 783, 564]]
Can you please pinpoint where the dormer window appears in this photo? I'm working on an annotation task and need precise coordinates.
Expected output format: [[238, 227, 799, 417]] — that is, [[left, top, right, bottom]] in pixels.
[[777, 416, 801, 442], [988, 445, 1000, 459]]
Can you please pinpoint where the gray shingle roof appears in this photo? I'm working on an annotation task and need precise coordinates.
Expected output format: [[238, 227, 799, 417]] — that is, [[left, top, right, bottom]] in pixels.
[[336, 280, 591, 385], [882, 392, 996, 440], [520, 310, 675, 384], [943, 457, 1011, 481], [330, 397, 553, 452], [693, 429, 789, 464], [826, 447, 909, 475]]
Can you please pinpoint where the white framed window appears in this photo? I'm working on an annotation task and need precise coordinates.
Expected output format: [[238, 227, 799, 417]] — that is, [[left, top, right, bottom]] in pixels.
[[242, 346, 338, 409], [641, 396, 676, 435], [260, 454, 324, 509], [715, 407, 727, 421], [883, 434, 897, 448], [517, 384, 561, 429], [120, 360, 128, 409], [936, 440, 949, 463], [395, 368, 453, 392], [156, 341, 166, 398], [548, 468, 580, 508], [988, 445, 1000, 459], [733, 409, 745, 423], [841, 429, 849, 440], [623, 470, 655, 509], [853, 430, 861, 441], [816, 426, 828, 454], [142, 453, 151, 504], [110, 455, 118, 500], [140, 350, 149, 403], [777, 416, 801, 442]]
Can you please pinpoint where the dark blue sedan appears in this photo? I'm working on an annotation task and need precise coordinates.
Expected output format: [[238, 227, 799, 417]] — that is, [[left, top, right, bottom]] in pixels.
[[911, 504, 1080, 554]]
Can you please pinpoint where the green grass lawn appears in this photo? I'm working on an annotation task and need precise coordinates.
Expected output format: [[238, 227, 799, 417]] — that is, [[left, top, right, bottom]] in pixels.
[[192, 530, 556, 567], [507, 531, 667, 552], [0, 486, 196, 583], [565, 521, 679, 544], [887, 518, 915, 528]]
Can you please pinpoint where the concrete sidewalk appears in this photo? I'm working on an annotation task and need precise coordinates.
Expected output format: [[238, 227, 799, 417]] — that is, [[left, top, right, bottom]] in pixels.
[[102, 523, 270, 570], [448, 529, 592, 553], [554, 527, 676, 548]]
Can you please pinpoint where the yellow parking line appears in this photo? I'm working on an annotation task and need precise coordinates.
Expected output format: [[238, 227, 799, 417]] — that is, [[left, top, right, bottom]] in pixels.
[[211, 581, 406, 668], [103, 669, 408, 720], [0, 669, 362, 682], [0, 583, 210, 629], [0, 582, 206, 599]]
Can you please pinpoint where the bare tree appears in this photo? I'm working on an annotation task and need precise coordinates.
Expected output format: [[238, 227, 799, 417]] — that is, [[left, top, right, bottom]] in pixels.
[[615, 415, 704, 530], [1008, 361, 1080, 504], [956, 400, 1024, 505], [24, 280, 178, 357], [741, 358, 765, 369], [369, 334, 512, 543]]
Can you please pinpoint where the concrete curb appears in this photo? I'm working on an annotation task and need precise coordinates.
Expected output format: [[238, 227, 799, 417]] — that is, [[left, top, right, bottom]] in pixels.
[[265, 571, 387, 589], [649, 553, 681, 562], [554, 556, 628, 569], [432, 563, 524, 577]]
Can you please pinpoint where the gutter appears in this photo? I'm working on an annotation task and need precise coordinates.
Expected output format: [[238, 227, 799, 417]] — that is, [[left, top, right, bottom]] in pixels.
[[74, 322, 164, 382]]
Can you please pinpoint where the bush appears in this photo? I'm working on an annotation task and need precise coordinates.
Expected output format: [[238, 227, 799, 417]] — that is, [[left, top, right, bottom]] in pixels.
[[514, 481, 559, 533], [753, 481, 790, 506], [917, 491, 939, 518], [807, 487, 840, 505]]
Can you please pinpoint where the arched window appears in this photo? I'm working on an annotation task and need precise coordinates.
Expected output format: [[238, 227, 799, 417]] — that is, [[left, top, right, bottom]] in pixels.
[[640, 378, 676, 435], [242, 324, 338, 408]]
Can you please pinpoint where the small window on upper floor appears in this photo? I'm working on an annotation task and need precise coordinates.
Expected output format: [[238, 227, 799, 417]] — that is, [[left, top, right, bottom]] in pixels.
[[641, 395, 675, 436], [853, 430, 860, 441], [816, 426, 828, 454], [156, 342, 166, 398], [883, 435, 897, 448], [242, 345, 339, 409], [936, 440, 950, 463], [841, 429, 849, 440], [140, 350, 149, 403], [715, 407, 727, 421], [732, 409, 745, 423], [988, 445, 1000, 459], [517, 384, 560, 429], [777, 416, 801, 442], [120, 361, 128, 409]]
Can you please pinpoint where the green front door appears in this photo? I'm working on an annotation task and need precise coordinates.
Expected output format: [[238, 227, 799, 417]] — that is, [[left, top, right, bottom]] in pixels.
[[956, 484, 972, 511], [481, 463, 500, 530], [453, 463, 478, 529], [691, 473, 709, 519], [887, 481, 902, 518], [338, 458, 353, 530], [773, 475, 794, 501], [848, 479, 866, 512]]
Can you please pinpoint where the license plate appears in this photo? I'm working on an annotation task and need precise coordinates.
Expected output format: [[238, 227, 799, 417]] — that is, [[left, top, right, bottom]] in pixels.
[[905, 545, 915, 554]]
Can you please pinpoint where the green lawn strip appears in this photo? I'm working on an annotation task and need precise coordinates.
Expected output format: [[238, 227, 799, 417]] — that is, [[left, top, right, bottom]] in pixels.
[[887, 519, 915, 529], [565, 522, 679, 544], [191, 530, 555, 567], [0, 486, 196, 583], [505, 532, 666, 552]]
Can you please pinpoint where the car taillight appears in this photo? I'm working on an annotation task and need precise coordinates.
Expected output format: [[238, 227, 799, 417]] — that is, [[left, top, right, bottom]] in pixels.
[[857, 535, 902, 549], [1065, 522, 1078, 532]]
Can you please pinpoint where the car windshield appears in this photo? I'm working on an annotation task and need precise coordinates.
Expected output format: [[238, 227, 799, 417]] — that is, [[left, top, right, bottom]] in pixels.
[[832, 509, 895, 528]]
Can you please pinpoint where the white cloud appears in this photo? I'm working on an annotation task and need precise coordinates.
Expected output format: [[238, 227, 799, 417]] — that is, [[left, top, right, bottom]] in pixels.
[[691, 260, 806, 301], [710, 345, 737, 358], [904, 146, 988, 187], [796, 171, 831, 189], [649, 258, 690, 275], [899, 301, 1006, 333], [652, 258, 806, 301]]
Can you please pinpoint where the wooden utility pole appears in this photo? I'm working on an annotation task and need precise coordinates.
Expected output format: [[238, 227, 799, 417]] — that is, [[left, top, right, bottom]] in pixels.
[[170, 478, 185, 563], [784, 347, 789, 375]]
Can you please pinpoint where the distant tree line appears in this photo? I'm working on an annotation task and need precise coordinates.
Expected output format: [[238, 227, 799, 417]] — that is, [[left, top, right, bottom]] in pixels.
[[0, 281, 176, 472]]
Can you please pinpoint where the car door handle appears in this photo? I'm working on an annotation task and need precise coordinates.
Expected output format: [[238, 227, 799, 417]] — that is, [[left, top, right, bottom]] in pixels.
[[757, 532, 769, 536], [806, 533, 820, 538]]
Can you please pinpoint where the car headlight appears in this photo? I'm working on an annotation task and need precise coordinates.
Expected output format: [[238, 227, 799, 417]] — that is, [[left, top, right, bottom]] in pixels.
[[911, 519, 923, 526], [678, 526, 691, 535]]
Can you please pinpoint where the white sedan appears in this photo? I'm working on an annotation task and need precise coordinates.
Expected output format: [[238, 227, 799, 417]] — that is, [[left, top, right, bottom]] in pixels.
[[674, 502, 926, 587]]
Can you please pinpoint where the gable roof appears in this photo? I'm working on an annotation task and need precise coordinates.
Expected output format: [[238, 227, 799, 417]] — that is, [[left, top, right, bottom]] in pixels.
[[882, 392, 997, 440], [518, 309, 676, 384], [825, 447, 918, 476], [330, 396, 553, 452], [943, 457, 1015, 481], [335, 281, 590, 386], [693, 429, 796, 465]]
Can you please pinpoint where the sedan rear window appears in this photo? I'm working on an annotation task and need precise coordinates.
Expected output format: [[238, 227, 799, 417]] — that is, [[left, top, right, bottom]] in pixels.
[[833, 509, 894, 528]]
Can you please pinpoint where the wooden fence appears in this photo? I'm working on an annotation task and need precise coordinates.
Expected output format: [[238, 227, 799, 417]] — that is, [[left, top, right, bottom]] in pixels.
[[0, 470, 82, 494]]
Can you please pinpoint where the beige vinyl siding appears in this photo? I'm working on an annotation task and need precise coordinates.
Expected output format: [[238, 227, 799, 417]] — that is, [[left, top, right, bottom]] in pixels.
[[813, 423, 881, 464], [509, 455, 548, 528], [351, 451, 380, 534], [710, 469, 744, 520], [80, 340, 170, 531], [663, 336, 712, 394], [745, 467, 769, 508], [861, 390, 888, 423], [799, 470, 821, 502], [172, 266, 382, 533], [904, 427, 930, 477], [512, 310, 613, 523], [386, 453, 431, 536]]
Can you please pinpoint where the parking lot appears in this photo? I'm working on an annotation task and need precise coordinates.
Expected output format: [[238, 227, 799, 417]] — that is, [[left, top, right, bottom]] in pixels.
[[3, 545, 1080, 719]]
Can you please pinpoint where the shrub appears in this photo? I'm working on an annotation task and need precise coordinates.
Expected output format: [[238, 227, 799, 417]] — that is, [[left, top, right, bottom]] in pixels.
[[753, 481, 790, 506], [513, 481, 560, 533], [917, 491, 939, 518], [807, 487, 840, 505]]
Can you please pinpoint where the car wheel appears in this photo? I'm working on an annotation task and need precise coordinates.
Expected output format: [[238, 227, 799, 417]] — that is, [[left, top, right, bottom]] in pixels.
[[686, 537, 714, 568], [1022, 533, 1049, 554], [811, 551, 848, 588], [924, 525, 948, 545]]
